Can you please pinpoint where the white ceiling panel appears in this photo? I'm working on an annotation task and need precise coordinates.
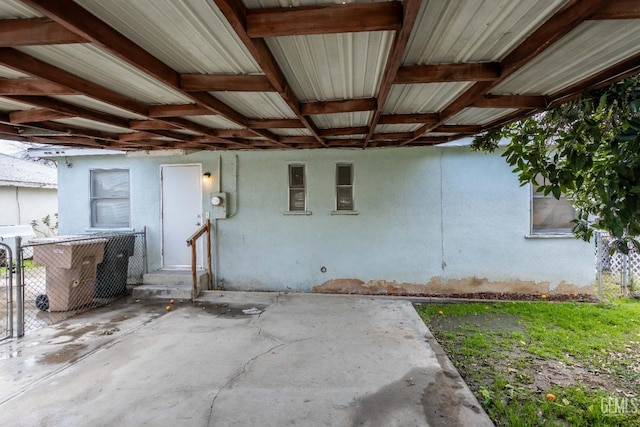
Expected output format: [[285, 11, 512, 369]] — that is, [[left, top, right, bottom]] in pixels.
[[53, 117, 131, 133], [0, 0, 39, 17], [384, 82, 473, 114], [446, 107, 518, 125], [211, 92, 296, 119], [186, 115, 245, 130], [493, 20, 640, 95], [19, 44, 192, 104], [404, 0, 567, 64], [0, 66, 32, 79], [52, 95, 148, 120], [375, 124, 422, 133], [0, 96, 35, 111], [312, 112, 373, 129], [271, 128, 313, 136], [76, 0, 261, 74], [266, 31, 394, 102]]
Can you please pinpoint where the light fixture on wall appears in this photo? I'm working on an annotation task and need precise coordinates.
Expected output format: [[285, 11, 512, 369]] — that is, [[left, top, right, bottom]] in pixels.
[[203, 172, 211, 183]]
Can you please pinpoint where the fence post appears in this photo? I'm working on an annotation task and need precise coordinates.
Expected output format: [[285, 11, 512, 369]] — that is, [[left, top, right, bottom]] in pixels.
[[15, 236, 24, 338]]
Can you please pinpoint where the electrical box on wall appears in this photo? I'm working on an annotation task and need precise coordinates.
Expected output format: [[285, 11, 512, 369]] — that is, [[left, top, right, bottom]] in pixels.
[[210, 192, 228, 219]]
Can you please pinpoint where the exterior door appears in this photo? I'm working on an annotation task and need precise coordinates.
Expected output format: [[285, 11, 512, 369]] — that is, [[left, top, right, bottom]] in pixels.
[[161, 164, 203, 269]]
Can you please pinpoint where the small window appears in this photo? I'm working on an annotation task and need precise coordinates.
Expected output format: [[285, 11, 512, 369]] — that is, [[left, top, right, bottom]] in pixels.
[[288, 164, 306, 212], [90, 169, 130, 228], [336, 163, 354, 211], [531, 179, 575, 235]]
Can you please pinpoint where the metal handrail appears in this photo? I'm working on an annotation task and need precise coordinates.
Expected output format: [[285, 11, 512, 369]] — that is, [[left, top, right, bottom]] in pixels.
[[186, 219, 212, 299]]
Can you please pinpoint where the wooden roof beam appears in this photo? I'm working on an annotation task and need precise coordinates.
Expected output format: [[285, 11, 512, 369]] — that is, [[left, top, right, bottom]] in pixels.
[[129, 120, 180, 131], [180, 74, 274, 92], [401, 0, 609, 146], [301, 98, 376, 115], [148, 104, 212, 118], [591, 1, 640, 19], [10, 108, 72, 124], [0, 18, 86, 46], [362, 0, 421, 148], [23, 0, 276, 143], [395, 63, 501, 84], [214, 0, 327, 147], [0, 78, 76, 96], [472, 95, 548, 109], [246, 2, 403, 38], [318, 126, 369, 137], [378, 113, 440, 125], [0, 48, 148, 116], [248, 119, 304, 129]]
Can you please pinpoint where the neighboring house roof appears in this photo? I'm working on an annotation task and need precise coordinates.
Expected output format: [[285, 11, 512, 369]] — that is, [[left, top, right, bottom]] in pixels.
[[0, 153, 57, 189], [0, 2, 635, 151]]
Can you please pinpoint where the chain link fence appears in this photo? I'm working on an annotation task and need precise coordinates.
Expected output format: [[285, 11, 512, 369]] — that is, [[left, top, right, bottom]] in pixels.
[[10, 231, 146, 334], [596, 232, 640, 299]]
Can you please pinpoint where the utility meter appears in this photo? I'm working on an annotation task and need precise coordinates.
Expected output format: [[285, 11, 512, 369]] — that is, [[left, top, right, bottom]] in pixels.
[[210, 192, 227, 218]]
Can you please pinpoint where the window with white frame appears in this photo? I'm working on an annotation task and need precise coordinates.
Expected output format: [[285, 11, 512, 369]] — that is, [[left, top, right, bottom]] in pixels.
[[531, 178, 575, 235], [90, 169, 130, 228], [288, 164, 306, 212], [336, 163, 354, 211]]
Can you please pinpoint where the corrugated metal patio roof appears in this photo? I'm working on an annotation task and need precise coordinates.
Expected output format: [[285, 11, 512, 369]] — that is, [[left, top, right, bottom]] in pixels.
[[0, 0, 636, 151]]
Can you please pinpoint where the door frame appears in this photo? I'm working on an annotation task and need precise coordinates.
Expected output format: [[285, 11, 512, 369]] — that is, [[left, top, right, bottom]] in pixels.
[[160, 163, 203, 269]]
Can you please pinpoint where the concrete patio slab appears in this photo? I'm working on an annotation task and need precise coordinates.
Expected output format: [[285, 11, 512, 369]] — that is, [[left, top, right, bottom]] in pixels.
[[0, 291, 493, 426]]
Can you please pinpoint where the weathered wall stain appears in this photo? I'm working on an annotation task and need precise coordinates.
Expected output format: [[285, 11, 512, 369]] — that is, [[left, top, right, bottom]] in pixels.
[[313, 277, 594, 296]]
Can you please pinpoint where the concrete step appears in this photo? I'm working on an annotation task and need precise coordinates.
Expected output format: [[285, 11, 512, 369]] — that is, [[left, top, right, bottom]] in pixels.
[[132, 270, 208, 300]]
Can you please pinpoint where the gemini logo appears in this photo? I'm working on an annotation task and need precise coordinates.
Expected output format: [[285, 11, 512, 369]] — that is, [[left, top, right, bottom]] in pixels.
[[601, 397, 639, 417]]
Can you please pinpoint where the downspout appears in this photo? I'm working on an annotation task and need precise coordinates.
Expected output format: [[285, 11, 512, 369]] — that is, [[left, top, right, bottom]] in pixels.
[[15, 187, 21, 224]]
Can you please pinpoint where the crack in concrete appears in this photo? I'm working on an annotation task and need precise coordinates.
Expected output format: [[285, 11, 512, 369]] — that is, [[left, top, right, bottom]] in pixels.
[[206, 341, 286, 426]]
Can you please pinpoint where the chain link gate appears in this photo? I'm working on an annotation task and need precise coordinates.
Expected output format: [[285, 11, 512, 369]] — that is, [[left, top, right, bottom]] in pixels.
[[15, 231, 146, 335]]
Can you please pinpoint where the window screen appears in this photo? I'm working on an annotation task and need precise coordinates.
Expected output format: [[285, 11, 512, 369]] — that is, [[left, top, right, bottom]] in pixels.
[[90, 169, 130, 228]]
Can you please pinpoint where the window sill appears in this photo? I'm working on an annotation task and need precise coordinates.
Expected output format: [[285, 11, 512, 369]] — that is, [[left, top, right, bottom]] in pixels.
[[283, 211, 312, 216], [525, 233, 575, 239], [331, 210, 359, 215]]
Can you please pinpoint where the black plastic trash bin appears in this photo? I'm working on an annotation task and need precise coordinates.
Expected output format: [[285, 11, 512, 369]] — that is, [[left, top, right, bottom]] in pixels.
[[94, 235, 136, 298]]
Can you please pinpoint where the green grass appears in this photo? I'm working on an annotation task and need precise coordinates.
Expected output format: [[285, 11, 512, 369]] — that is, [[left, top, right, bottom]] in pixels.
[[416, 298, 640, 426]]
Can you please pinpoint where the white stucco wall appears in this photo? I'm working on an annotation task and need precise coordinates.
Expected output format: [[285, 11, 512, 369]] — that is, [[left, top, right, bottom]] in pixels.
[[56, 146, 595, 294], [0, 186, 58, 236]]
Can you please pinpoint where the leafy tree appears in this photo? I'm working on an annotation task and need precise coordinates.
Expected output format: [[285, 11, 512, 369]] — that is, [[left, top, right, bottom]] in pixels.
[[472, 74, 640, 252]]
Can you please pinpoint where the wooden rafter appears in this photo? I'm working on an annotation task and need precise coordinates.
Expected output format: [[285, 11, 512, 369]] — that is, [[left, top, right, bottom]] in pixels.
[[246, 2, 403, 38], [22, 0, 281, 145], [213, 0, 327, 147], [10, 108, 72, 124], [362, 0, 421, 148], [301, 98, 376, 115], [317, 126, 369, 137], [395, 63, 501, 84], [248, 119, 304, 129], [378, 113, 440, 125], [181, 74, 274, 92], [0, 18, 86, 46], [0, 78, 76, 95], [591, 0, 640, 20], [402, 0, 610, 146], [472, 95, 548, 109]]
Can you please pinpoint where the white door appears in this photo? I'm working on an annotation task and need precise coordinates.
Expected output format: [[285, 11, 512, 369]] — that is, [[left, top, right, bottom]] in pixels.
[[161, 164, 203, 269]]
